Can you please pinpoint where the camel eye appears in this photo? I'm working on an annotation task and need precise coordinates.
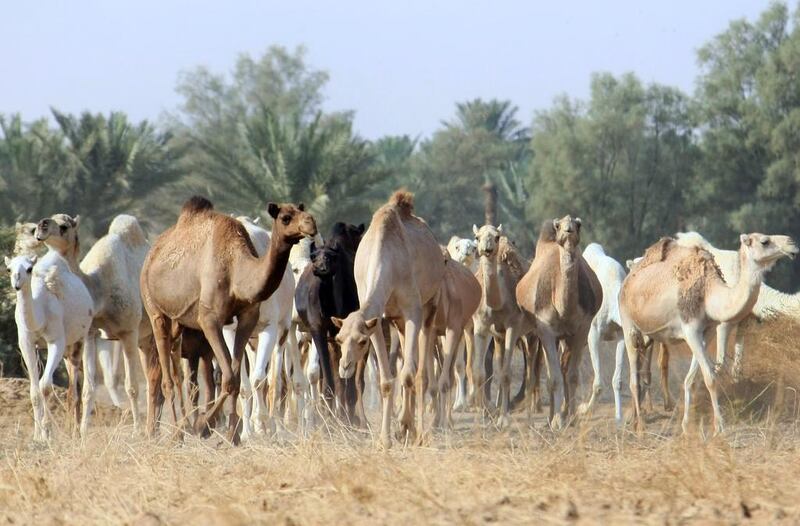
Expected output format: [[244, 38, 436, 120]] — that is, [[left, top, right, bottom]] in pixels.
[[26, 267, 33, 274], [282, 215, 291, 225], [761, 239, 770, 246]]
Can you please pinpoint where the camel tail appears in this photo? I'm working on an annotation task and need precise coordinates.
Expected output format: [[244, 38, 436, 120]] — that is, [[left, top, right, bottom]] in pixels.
[[181, 196, 214, 215], [389, 189, 414, 217]]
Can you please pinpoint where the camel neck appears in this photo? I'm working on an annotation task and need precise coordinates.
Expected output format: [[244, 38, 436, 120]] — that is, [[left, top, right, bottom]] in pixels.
[[16, 282, 44, 333], [479, 254, 502, 310], [555, 246, 579, 316], [706, 247, 763, 323], [247, 234, 293, 304]]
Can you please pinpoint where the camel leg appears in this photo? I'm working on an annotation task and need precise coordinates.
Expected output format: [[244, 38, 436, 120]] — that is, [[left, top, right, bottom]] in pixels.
[[622, 326, 643, 432], [683, 326, 724, 435], [715, 321, 735, 371], [150, 315, 181, 438], [732, 330, 745, 381], [224, 311, 259, 444], [681, 355, 699, 434], [658, 343, 674, 411], [471, 328, 491, 418], [530, 339, 543, 416], [564, 332, 589, 420], [539, 331, 566, 429], [370, 321, 395, 449], [268, 338, 286, 434], [436, 326, 462, 430], [249, 323, 279, 434], [452, 337, 467, 412], [399, 308, 422, 441], [283, 328, 307, 433], [415, 310, 436, 441], [578, 323, 602, 415], [497, 326, 519, 428], [611, 339, 625, 425], [19, 331, 45, 441], [117, 331, 142, 432], [305, 337, 321, 428], [464, 328, 476, 408], [80, 332, 98, 437], [61, 344, 80, 437], [98, 339, 124, 408], [139, 338, 162, 438], [182, 354, 198, 428], [639, 342, 654, 413]]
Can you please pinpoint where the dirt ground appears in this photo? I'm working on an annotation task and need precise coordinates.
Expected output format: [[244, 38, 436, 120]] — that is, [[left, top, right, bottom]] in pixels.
[[2, 371, 800, 526]]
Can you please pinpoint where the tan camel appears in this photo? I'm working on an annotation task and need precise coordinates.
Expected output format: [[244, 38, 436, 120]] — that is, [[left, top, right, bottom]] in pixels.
[[35, 213, 152, 432], [140, 196, 315, 443], [515, 216, 602, 429], [429, 251, 481, 428], [619, 233, 797, 434], [471, 225, 529, 427], [333, 191, 445, 447]]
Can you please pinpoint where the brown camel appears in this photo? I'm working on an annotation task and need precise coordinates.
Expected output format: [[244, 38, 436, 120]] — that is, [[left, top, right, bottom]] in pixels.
[[332, 190, 445, 447], [140, 196, 316, 443], [471, 225, 529, 427], [515, 216, 602, 429], [619, 233, 797, 434]]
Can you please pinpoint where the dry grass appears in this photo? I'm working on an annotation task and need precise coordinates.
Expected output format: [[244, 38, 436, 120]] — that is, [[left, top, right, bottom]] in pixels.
[[1, 381, 800, 525], [3, 316, 800, 525]]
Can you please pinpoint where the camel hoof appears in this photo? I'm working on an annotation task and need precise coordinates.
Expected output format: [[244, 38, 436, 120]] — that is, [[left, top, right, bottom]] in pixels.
[[497, 414, 511, 430], [550, 414, 564, 431], [577, 402, 591, 416], [380, 434, 392, 450]]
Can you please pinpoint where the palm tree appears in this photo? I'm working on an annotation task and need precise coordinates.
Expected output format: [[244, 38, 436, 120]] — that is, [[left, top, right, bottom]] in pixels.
[[445, 99, 530, 144]]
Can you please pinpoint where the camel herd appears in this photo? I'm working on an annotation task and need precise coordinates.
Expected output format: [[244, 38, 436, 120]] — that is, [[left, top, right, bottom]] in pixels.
[[5, 190, 799, 446]]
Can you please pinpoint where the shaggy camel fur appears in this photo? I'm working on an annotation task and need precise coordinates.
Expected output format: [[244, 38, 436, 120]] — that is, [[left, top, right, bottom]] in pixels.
[[675, 231, 799, 378], [472, 225, 529, 427], [36, 214, 152, 432], [516, 216, 602, 429], [333, 191, 445, 447], [140, 197, 316, 443], [580, 242, 627, 422], [5, 253, 94, 439], [619, 234, 797, 434]]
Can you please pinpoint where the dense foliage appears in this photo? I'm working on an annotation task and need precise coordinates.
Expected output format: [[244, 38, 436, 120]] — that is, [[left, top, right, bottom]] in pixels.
[[2, 5, 800, 374]]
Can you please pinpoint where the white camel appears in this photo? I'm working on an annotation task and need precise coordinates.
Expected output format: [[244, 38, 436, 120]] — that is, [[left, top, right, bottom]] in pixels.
[[675, 231, 799, 377], [579, 243, 627, 423], [35, 214, 152, 432], [222, 216, 302, 439], [447, 236, 478, 272], [5, 253, 94, 439]]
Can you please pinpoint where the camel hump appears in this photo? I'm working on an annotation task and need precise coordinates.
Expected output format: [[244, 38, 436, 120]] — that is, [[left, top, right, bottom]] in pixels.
[[638, 237, 675, 269], [108, 214, 147, 247], [181, 196, 214, 215], [389, 190, 414, 217]]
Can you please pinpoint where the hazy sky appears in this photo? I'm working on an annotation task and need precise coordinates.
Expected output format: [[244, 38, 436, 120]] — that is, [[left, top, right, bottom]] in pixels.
[[2, 0, 775, 139]]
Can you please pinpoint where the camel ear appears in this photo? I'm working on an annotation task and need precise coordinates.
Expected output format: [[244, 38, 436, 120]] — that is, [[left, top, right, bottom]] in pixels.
[[331, 317, 344, 329], [72, 215, 81, 228], [553, 218, 560, 230], [29, 255, 37, 266], [497, 224, 503, 234], [252, 217, 260, 225], [472, 224, 479, 236], [364, 318, 379, 330], [267, 203, 280, 219], [3, 256, 10, 267], [740, 234, 752, 246], [298, 203, 306, 212], [575, 218, 582, 227]]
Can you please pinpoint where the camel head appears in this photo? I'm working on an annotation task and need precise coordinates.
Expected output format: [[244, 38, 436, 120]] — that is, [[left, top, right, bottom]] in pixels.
[[267, 202, 317, 245], [739, 233, 799, 272], [331, 312, 379, 378], [449, 236, 478, 265], [552, 215, 581, 250], [4, 255, 36, 291], [35, 214, 80, 254], [311, 243, 341, 278], [473, 224, 503, 258]]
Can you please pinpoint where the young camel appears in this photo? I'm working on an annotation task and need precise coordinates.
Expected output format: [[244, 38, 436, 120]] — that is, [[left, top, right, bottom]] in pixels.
[[619, 234, 797, 434], [333, 191, 445, 448], [140, 197, 316, 443], [445, 235, 478, 410], [35, 213, 152, 432], [5, 253, 94, 439], [516, 216, 603, 429], [472, 224, 528, 428]]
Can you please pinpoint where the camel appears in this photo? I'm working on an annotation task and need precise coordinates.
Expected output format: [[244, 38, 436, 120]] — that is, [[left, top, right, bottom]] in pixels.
[[35, 213, 152, 432], [675, 231, 800, 378], [471, 224, 528, 427], [447, 236, 478, 272], [140, 196, 316, 443], [5, 252, 94, 439], [516, 216, 603, 429], [619, 233, 797, 434], [430, 251, 481, 428], [579, 242, 627, 422], [333, 191, 445, 447]]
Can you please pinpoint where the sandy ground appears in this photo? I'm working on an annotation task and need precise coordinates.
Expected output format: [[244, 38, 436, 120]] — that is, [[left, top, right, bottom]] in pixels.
[[1, 373, 800, 526]]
